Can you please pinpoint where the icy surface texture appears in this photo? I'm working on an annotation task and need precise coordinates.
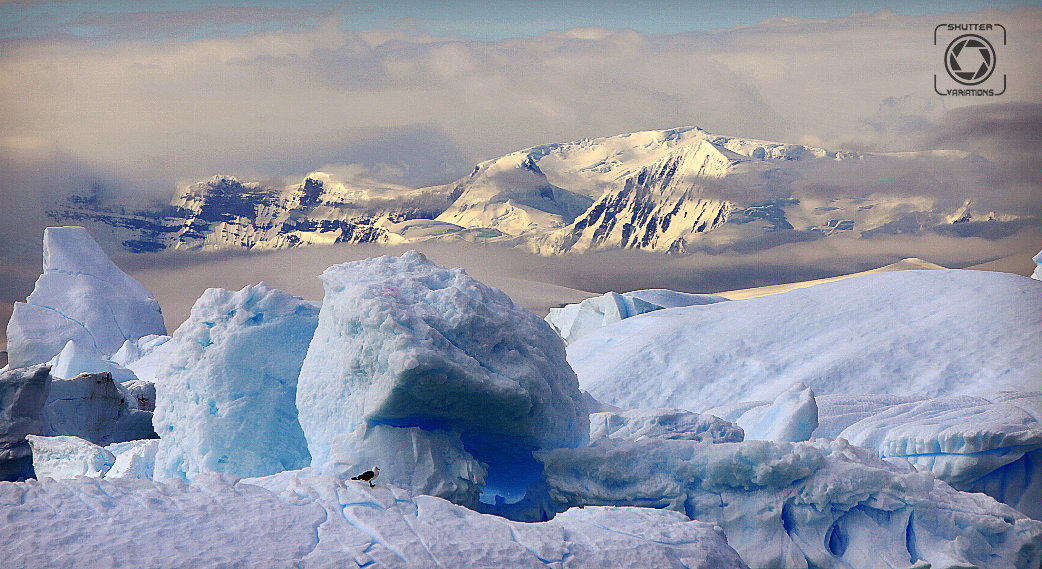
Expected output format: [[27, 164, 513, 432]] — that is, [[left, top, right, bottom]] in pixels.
[[590, 408, 744, 443], [572, 270, 1042, 410], [538, 437, 1042, 569], [153, 283, 318, 482], [838, 392, 1042, 519], [737, 382, 818, 442], [812, 393, 927, 439], [0, 365, 51, 481], [326, 424, 487, 508], [1033, 247, 1041, 280], [296, 251, 588, 505], [112, 334, 177, 384], [6, 226, 167, 369], [49, 339, 139, 383], [42, 371, 155, 445], [546, 290, 726, 345], [0, 474, 747, 569], [106, 439, 158, 479], [27, 435, 115, 478]]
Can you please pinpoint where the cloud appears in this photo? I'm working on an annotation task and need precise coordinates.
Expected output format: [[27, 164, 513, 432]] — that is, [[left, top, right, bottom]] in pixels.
[[2, 7, 1039, 200]]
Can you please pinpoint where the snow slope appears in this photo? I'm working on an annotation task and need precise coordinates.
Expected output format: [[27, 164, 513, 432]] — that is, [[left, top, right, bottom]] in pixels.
[[571, 269, 1042, 411], [0, 474, 747, 569]]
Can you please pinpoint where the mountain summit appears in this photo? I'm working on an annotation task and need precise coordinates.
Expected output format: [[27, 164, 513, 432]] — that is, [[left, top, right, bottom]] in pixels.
[[48, 126, 1022, 256]]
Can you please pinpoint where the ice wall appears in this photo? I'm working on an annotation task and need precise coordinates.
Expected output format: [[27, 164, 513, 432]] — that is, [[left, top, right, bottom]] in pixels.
[[42, 371, 155, 445], [153, 283, 318, 482], [0, 365, 51, 481], [6, 227, 167, 369], [838, 393, 1042, 520]]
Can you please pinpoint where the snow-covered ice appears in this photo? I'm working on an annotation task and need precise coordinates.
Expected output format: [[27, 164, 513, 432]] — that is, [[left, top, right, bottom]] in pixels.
[[0, 364, 50, 481], [48, 339, 138, 383], [571, 269, 1042, 411], [836, 392, 1042, 520], [589, 408, 744, 443], [538, 437, 1042, 569], [296, 252, 588, 507], [736, 382, 818, 443], [5, 226, 167, 369], [112, 334, 177, 384], [546, 289, 726, 345], [0, 474, 748, 569], [153, 283, 318, 482], [27, 434, 114, 479]]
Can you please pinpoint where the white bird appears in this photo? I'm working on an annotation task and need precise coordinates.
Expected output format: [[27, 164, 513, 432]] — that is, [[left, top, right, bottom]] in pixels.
[[351, 466, 380, 487]]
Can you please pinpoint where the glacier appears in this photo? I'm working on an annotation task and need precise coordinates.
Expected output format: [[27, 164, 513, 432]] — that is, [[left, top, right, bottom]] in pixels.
[[5, 226, 167, 369], [295, 251, 588, 509], [152, 283, 318, 482]]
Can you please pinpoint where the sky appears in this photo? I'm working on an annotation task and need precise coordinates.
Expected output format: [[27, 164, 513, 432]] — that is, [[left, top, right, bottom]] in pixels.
[[1, 0, 1041, 344]]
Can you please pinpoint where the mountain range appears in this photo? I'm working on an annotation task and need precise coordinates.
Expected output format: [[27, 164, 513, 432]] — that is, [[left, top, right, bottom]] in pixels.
[[47, 126, 1027, 256]]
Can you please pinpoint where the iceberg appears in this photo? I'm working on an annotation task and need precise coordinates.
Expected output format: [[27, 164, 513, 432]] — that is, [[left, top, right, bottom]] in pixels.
[[42, 371, 156, 445], [112, 334, 177, 384], [105, 439, 158, 479], [0, 474, 747, 569], [152, 283, 318, 482], [837, 392, 1042, 520], [296, 251, 588, 508], [1033, 247, 1041, 280], [6, 226, 167, 369], [27, 434, 115, 479], [571, 270, 1042, 411], [49, 339, 139, 383], [546, 289, 726, 345], [0, 365, 51, 481], [538, 437, 1042, 569]]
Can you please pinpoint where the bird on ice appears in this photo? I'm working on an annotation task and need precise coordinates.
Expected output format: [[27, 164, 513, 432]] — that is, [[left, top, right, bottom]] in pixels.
[[351, 466, 380, 487]]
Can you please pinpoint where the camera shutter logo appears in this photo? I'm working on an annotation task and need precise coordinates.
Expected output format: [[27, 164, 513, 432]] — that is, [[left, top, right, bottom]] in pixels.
[[945, 34, 996, 85]]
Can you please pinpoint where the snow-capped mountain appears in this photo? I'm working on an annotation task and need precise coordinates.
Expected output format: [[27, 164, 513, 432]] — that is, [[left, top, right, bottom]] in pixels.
[[47, 126, 1026, 256]]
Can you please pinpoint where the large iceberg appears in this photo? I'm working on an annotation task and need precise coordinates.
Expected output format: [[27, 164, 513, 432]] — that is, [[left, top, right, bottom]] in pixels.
[[538, 437, 1042, 569], [6, 226, 167, 369], [546, 289, 726, 345], [0, 474, 747, 569], [152, 283, 318, 482], [296, 251, 588, 507], [0, 365, 51, 481], [571, 269, 1042, 411]]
